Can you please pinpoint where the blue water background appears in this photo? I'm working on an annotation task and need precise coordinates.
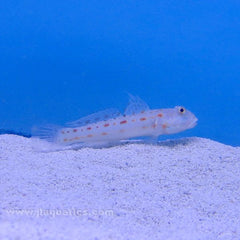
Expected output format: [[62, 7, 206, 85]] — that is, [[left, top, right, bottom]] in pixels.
[[0, 1, 239, 146]]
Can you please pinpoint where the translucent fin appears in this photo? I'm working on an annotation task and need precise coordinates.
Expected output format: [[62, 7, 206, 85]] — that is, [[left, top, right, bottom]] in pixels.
[[31, 138, 62, 152], [66, 108, 122, 127], [31, 124, 60, 142], [124, 94, 150, 116]]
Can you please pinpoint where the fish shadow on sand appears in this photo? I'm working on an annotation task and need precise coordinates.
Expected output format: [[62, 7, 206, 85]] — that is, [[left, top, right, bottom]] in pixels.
[[110, 137, 198, 149], [155, 137, 198, 148]]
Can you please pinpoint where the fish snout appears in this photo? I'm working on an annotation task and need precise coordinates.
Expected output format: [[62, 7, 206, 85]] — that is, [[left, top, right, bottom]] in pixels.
[[188, 116, 198, 129]]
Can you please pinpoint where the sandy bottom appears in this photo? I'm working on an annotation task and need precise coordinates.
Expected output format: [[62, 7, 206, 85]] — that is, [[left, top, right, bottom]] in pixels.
[[0, 134, 240, 240]]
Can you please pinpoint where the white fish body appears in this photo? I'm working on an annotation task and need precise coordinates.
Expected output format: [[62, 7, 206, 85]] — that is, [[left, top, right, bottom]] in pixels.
[[33, 96, 198, 149]]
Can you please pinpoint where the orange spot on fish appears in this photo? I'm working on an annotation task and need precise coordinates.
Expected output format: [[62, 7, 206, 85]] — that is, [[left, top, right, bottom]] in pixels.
[[74, 137, 80, 140], [61, 131, 65, 134], [102, 132, 108, 136], [140, 117, 146, 121], [104, 123, 110, 127], [87, 127, 92, 130], [87, 134, 93, 138], [120, 129, 125, 133], [158, 113, 163, 117], [64, 138, 68, 142], [113, 122, 116, 125], [120, 120, 127, 124], [162, 124, 168, 129], [73, 129, 77, 132], [142, 126, 148, 129]]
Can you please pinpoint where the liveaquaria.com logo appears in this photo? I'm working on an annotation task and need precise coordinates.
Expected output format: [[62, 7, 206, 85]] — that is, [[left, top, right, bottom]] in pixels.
[[5, 208, 114, 218]]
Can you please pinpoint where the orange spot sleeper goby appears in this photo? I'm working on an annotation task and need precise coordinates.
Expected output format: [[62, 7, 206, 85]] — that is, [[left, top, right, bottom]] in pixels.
[[33, 95, 198, 148]]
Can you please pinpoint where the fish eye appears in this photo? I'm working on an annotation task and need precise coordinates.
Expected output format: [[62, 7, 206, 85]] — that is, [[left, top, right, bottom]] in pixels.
[[179, 107, 186, 114]]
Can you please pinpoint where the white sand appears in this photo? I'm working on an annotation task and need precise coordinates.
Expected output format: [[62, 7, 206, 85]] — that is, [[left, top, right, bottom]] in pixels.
[[0, 134, 240, 240]]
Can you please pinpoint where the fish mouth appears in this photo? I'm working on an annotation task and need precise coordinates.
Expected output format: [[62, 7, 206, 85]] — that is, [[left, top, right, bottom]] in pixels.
[[187, 117, 198, 129]]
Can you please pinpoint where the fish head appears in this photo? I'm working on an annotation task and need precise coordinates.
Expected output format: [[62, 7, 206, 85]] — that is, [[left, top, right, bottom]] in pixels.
[[159, 106, 198, 134]]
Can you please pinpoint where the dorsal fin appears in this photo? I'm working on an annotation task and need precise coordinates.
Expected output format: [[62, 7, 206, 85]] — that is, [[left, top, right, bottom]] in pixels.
[[124, 94, 150, 116], [66, 108, 122, 127]]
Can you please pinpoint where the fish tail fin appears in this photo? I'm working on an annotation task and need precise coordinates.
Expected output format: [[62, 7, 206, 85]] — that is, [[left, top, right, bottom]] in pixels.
[[31, 124, 61, 142], [31, 124, 64, 152]]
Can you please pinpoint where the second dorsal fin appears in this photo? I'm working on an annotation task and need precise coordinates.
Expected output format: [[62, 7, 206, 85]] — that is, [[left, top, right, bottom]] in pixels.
[[66, 108, 122, 127]]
